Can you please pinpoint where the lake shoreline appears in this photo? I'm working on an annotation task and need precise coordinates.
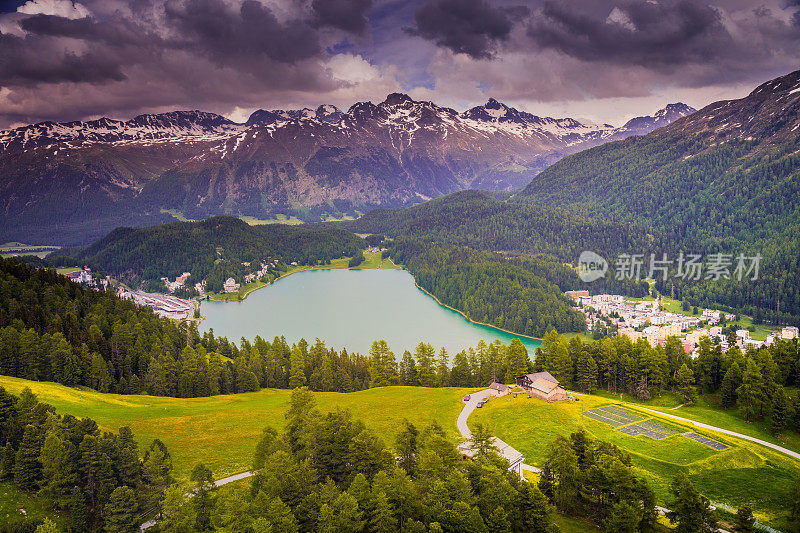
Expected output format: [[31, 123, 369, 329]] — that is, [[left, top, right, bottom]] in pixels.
[[204, 260, 545, 345], [204, 253, 400, 304], [411, 281, 544, 343]]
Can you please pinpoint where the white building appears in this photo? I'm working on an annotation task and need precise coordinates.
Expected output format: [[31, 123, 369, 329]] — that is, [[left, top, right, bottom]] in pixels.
[[782, 326, 799, 340]]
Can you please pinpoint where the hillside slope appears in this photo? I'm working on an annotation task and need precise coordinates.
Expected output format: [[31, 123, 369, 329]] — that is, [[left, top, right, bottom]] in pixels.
[[517, 69, 800, 324]]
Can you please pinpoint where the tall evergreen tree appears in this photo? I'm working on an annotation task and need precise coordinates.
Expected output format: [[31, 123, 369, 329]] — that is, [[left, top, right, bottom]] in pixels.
[[666, 473, 717, 533], [104, 486, 140, 533], [13, 425, 42, 491]]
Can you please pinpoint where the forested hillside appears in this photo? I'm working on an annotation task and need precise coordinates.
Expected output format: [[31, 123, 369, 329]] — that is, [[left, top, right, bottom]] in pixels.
[[517, 70, 800, 325], [389, 238, 587, 337], [47, 216, 364, 290], [347, 190, 661, 262]]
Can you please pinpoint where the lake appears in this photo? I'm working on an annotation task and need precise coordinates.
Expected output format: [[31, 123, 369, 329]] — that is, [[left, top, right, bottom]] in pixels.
[[199, 268, 541, 357]]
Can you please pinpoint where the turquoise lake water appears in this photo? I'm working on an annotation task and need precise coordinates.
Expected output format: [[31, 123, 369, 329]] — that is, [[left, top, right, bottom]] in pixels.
[[199, 268, 541, 357]]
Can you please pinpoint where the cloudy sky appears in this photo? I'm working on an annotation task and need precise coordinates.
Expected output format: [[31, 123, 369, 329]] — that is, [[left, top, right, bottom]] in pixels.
[[0, 0, 799, 128]]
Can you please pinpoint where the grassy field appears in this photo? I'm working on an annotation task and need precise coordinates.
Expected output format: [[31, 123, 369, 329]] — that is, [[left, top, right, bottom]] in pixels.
[[472, 393, 800, 529], [594, 388, 800, 454], [239, 214, 304, 225], [159, 209, 196, 222], [0, 376, 471, 482], [55, 266, 81, 275], [0, 242, 60, 258]]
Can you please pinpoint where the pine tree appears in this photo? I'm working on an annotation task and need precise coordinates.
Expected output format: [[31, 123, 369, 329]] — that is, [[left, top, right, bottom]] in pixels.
[[1, 443, 15, 479], [104, 486, 140, 533], [720, 362, 742, 408], [771, 387, 788, 436], [519, 482, 550, 532], [369, 490, 396, 533], [738, 358, 765, 422], [369, 341, 398, 388], [39, 433, 77, 503], [142, 439, 173, 512], [34, 518, 59, 533], [190, 463, 215, 531], [289, 347, 306, 389], [666, 473, 717, 533], [435, 347, 449, 387], [117, 426, 141, 489], [415, 343, 436, 387], [160, 484, 196, 533], [603, 501, 640, 533], [398, 351, 417, 386], [396, 420, 418, 476], [576, 352, 598, 393], [504, 338, 528, 383], [485, 506, 511, 533], [676, 363, 697, 404], [14, 425, 42, 490]]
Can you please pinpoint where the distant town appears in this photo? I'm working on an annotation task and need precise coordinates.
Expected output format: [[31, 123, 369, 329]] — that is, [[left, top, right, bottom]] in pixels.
[[567, 290, 798, 356]]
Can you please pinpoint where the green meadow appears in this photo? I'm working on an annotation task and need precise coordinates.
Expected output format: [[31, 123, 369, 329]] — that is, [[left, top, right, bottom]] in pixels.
[[0, 376, 469, 482], [472, 393, 800, 529]]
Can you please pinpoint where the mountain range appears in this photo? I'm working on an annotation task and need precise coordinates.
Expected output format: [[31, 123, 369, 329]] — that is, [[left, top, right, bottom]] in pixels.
[[0, 95, 693, 245]]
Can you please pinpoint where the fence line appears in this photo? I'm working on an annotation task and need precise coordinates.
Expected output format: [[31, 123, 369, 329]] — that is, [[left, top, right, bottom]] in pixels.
[[709, 501, 783, 533]]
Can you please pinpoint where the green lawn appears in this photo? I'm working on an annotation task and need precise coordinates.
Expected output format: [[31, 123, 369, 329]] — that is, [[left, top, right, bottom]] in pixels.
[[0, 376, 470, 482], [55, 266, 81, 275], [471, 394, 800, 529], [0, 242, 60, 259], [239, 214, 304, 225], [159, 209, 196, 222], [593, 389, 800, 454]]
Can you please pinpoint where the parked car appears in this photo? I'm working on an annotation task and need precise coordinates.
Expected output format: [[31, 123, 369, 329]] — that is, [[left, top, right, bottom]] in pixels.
[[463, 394, 471, 402], [476, 401, 484, 408]]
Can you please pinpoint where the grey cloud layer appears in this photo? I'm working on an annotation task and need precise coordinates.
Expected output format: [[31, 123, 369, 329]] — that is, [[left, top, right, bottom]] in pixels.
[[1, 0, 800, 128]]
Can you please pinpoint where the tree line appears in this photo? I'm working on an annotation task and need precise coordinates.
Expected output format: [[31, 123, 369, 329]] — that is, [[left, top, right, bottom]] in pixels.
[[535, 331, 800, 435], [0, 386, 173, 532]]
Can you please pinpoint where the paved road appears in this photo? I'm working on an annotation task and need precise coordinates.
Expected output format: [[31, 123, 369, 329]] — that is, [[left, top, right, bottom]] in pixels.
[[634, 405, 800, 461], [456, 389, 541, 474], [140, 471, 258, 531], [456, 389, 493, 439]]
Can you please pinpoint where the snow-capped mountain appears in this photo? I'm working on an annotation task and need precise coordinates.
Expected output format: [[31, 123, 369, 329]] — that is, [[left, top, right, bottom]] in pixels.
[[0, 111, 243, 154], [615, 103, 696, 137], [0, 94, 694, 245]]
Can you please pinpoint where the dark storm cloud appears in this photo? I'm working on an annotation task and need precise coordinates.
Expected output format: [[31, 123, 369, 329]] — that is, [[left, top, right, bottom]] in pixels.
[[406, 0, 528, 59], [19, 13, 155, 44], [527, 1, 731, 66], [311, 0, 373, 34], [0, 30, 126, 84], [164, 0, 321, 64]]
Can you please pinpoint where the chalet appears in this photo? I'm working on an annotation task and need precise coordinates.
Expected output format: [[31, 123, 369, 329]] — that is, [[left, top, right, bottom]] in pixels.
[[488, 382, 510, 397], [516, 371, 567, 402]]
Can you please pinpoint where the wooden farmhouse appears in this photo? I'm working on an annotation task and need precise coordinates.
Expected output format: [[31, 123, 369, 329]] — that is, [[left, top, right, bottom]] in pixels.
[[488, 382, 510, 397], [516, 371, 568, 402]]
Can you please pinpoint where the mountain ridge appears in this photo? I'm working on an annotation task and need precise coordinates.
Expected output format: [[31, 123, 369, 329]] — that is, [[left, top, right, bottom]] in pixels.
[[0, 95, 694, 245]]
